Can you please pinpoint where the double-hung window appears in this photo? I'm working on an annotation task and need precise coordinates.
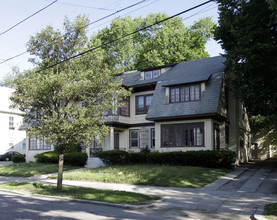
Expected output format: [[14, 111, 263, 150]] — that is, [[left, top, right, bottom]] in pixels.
[[136, 94, 153, 114], [170, 84, 201, 103], [130, 130, 139, 148], [9, 116, 14, 130], [29, 137, 51, 150]]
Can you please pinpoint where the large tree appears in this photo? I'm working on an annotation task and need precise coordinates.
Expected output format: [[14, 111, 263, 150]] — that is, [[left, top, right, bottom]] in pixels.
[[11, 16, 130, 190], [215, 0, 277, 142], [89, 13, 216, 73]]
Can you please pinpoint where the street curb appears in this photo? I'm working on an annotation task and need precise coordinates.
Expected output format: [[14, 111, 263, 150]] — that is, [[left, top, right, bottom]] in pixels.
[[0, 188, 164, 209]]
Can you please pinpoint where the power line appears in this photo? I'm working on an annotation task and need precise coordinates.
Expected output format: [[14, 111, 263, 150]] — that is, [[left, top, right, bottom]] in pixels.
[[37, 0, 213, 73], [87, 0, 160, 32], [53, 2, 113, 11], [0, 0, 149, 65], [0, 0, 57, 36]]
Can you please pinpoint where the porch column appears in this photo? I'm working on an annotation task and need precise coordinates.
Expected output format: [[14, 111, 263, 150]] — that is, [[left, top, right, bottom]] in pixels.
[[110, 127, 114, 150]]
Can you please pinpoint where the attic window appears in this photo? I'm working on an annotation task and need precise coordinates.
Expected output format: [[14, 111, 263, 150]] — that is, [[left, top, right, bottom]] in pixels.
[[170, 84, 201, 103], [144, 69, 160, 80]]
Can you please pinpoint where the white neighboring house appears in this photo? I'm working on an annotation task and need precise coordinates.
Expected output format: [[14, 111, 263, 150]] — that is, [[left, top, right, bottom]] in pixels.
[[0, 86, 26, 155]]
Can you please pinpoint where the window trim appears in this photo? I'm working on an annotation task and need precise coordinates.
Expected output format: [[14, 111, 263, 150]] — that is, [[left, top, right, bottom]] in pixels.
[[161, 122, 205, 148], [118, 96, 130, 117], [129, 129, 140, 148], [170, 84, 201, 103], [9, 116, 15, 130], [29, 137, 51, 150], [135, 94, 153, 115], [144, 69, 160, 80]]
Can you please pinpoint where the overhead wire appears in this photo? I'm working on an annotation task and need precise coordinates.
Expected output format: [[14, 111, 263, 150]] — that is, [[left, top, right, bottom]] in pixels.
[[87, 0, 160, 32], [0, 0, 57, 36], [37, 0, 214, 73], [0, 0, 149, 65]]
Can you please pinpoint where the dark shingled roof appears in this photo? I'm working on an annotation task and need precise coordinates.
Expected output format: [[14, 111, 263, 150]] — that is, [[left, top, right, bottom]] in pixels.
[[145, 56, 226, 120], [118, 56, 226, 121], [146, 72, 224, 120], [160, 56, 226, 86]]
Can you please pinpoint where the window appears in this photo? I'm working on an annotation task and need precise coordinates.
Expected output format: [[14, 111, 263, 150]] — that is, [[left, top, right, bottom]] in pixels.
[[161, 123, 204, 147], [170, 84, 201, 103], [136, 94, 153, 114], [29, 137, 51, 150], [9, 116, 14, 130], [118, 97, 130, 116], [144, 69, 160, 80], [130, 130, 139, 148], [151, 128, 155, 148], [29, 138, 37, 150]]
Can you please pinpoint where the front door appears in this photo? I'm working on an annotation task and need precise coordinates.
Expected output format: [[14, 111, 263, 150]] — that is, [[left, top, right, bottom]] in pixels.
[[114, 133, 119, 150]]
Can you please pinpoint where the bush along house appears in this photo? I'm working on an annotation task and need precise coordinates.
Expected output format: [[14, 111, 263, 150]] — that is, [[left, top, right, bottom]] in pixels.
[[88, 56, 252, 165]]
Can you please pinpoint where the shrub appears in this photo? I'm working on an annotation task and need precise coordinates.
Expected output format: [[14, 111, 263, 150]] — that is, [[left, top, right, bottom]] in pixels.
[[98, 150, 130, 165], [34, 151, 88, 167], [34, 151, 59, 163], [12, 155, 25, 163], [54, 140, 82, 153], [129, 152, 148, 164], [97, 149, 236, 168], [64, 152, 88, 166]]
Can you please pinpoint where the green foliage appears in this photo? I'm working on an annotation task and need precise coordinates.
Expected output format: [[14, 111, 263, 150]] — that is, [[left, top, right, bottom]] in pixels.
[[35, 151, 59, 163], [98, 150, 130, 165], [54, 139, 82, 153], [64, 152, 88, 166], [215, 0, 277, 140], [11, 155, 25, 163], [98, 150, 236, 169], [89, 13, 216, 73], [35, 151, 87, 166]]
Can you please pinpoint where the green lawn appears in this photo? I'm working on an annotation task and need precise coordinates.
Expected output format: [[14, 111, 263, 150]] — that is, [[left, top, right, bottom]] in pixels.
[[51, 165, 230, 188], [0, 163, 79, 177], [0, 182, 160, 204], [265, 203, 277, 219]]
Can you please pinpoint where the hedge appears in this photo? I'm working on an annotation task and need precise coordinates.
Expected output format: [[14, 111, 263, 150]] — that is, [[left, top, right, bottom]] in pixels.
[[12, 155, 25, 163], [97, 150, 236, 169], [97, 150, 129, 165], [34, 151, 88, 167]]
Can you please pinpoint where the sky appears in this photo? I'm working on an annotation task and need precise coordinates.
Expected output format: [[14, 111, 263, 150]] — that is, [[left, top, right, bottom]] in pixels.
[[0, 0, 224, 80]]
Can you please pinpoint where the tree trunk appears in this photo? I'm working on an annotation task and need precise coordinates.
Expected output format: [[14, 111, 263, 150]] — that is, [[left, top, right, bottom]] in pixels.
[[57, 153, 64, 190]]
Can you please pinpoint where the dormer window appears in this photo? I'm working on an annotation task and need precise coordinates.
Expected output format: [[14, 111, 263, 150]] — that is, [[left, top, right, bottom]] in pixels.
[[144, 69, 160, 80], [170, 84, 201, 103]]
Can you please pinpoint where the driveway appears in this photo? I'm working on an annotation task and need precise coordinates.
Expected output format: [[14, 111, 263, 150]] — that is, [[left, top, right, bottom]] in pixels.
[[0, 159, 276, 219]]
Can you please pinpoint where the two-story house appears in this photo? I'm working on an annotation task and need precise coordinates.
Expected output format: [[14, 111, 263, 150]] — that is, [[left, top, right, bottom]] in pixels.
[[87, 56, 252, 164], [0, 86, 26, 156]]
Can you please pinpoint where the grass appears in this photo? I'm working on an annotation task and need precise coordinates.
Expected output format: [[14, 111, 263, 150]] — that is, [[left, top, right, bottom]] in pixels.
[[0, 163, 79, 177], [0, 182, 160, 204], [50, 165, 230, 188], [265, 203, 277, 219]]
